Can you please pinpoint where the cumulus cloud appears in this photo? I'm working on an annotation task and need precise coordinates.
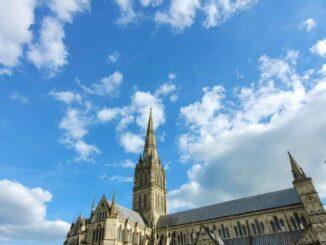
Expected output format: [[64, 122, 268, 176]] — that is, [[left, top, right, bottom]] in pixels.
[[27, 0, 90, 76], [49, 0, 91, 22], [155, 0, 200, 31], [59, 108, 99, 161], [93, 71, 123, 96], [0, 0, 36, 70], [78, 71, 124, 97], [50, 90, 82, 105], [27, 16, 67, 76], [96, 77, 176, 153], [97, 107, 121, 123], [310, 39, 326, 57], [203, 0, 258, 28], [114, 0, 136, 24], [171, 50, 326, 211], [299, 18, 316, 32], [110, 159, 135, 168], [119, 132, 144, 153], [154, 0, 258, 31], [0, 179, 69, 241]]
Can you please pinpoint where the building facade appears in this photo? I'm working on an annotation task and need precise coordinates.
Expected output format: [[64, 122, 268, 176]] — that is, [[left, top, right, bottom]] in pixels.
[[64, 110, 326, 245]]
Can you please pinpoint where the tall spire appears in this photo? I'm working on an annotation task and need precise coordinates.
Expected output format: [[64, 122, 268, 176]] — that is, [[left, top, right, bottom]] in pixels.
[[110, 190, 117, 216], [143, 108, 159, 161], [287, 151, 307, 180]]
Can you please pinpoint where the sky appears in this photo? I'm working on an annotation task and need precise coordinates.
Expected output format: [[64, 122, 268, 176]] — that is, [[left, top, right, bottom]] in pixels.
[[0, 0, 326, 244]]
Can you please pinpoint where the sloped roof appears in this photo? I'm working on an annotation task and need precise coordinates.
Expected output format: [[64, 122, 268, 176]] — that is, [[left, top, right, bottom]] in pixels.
[[113, 203, 145, 226], [223, 230, 303, 245], [157, 188, 301, 228]]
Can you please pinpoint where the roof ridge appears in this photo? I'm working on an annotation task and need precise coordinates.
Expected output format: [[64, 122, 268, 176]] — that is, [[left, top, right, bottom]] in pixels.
[[163, 187, 296, 217]]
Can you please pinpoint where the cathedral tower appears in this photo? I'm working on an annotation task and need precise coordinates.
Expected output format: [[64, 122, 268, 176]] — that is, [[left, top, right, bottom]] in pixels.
[[133, 109, 167, 227], [288, 152, 326, 243]]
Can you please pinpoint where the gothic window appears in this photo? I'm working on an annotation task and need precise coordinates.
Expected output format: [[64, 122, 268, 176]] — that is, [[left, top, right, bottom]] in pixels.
[[279, 219, 286, 231], [92, 230, 96, 242], [237, 222, 243, 236], [260, 222, 265, 234], [242, 225, 247, 236], [139, 195, 141, 209], [270, 221, 276, 232], [301, 216, 308, 228], [254, 219, 261, 234], [291, 217, 298, 230], [251, 223, 257, 235], [221, 225, 226, 239], [226, 227, 230, 238], [294, 212, 302, 229], [234, 226, 239, 237], [144, 194, 147, 208]]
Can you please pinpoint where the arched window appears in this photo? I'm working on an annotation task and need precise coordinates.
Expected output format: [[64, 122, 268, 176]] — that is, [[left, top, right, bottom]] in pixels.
[[92, 230, 96, 242], [273, 216, 281, 232], [254, 219, 261, 234], [280, 219, 286, 231], [226, 227, 230, 238], [234, 226, 239, 237], [260, 222, 265, 234], [237, 222, 243, 236], [301, 216, 308, 228], [270, 221, 276, 232], [221, 225, 226, 239], [251, 223, 257, 235], [294, 212, 301, 229], [242, 225, 247, 236]]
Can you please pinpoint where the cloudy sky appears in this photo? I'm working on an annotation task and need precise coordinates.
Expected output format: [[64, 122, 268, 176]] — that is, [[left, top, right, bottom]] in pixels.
[[1, 0, 326, 244]]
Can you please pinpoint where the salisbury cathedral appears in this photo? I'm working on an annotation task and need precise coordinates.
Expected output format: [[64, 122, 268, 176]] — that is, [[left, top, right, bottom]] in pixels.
[[64, 110, 326, 245]]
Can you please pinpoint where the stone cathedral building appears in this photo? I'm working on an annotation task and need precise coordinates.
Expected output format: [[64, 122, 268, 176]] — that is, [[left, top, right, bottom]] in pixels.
[[64, 110, 326, 245]]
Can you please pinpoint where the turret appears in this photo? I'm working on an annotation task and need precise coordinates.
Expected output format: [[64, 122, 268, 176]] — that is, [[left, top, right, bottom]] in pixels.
[[288, 152, 326, 243]]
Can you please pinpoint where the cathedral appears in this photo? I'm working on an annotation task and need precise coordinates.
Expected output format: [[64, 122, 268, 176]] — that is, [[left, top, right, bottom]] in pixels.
[[64, 110, 326, 245]]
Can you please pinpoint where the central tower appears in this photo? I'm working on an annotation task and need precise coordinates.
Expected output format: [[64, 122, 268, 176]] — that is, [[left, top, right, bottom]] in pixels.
[[132, 109, 167, 227]]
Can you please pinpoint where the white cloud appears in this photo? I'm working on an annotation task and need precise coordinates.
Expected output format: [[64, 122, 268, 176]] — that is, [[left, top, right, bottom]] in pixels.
[[0, 0, 36, 69], [140, 0, 163, 7], [97, 107, 121, 122], [154, 0, 258, 31], [155, 82, 177, 97], [111, 159, 136, 168], [10, 93, 30, 105], [171, 50, 326, 211], [59, 108, 99, 161], [319, 64, 326, 76], [114, 0, 136, 24], [96, 80, 175, 153], [93, 71, 123, 96], [49, 0, 91, 23], [107, 51, 120, 64], [27, 16, 67, 76], [119, 132, 144, 153], [310, 39, 326, 58], [168, 73, 176, 80], [0, 179, 69, 241], [78, 71, 124, 97], [299, 18, 316, 32], [101, 174, 133, 183], [155, 0, 200, 31], [50, 90, 82, 105], [203, 0, 258, 28]]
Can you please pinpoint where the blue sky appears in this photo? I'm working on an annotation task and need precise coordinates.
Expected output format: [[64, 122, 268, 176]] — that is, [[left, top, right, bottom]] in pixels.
[[0, 0, 326, 244]]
